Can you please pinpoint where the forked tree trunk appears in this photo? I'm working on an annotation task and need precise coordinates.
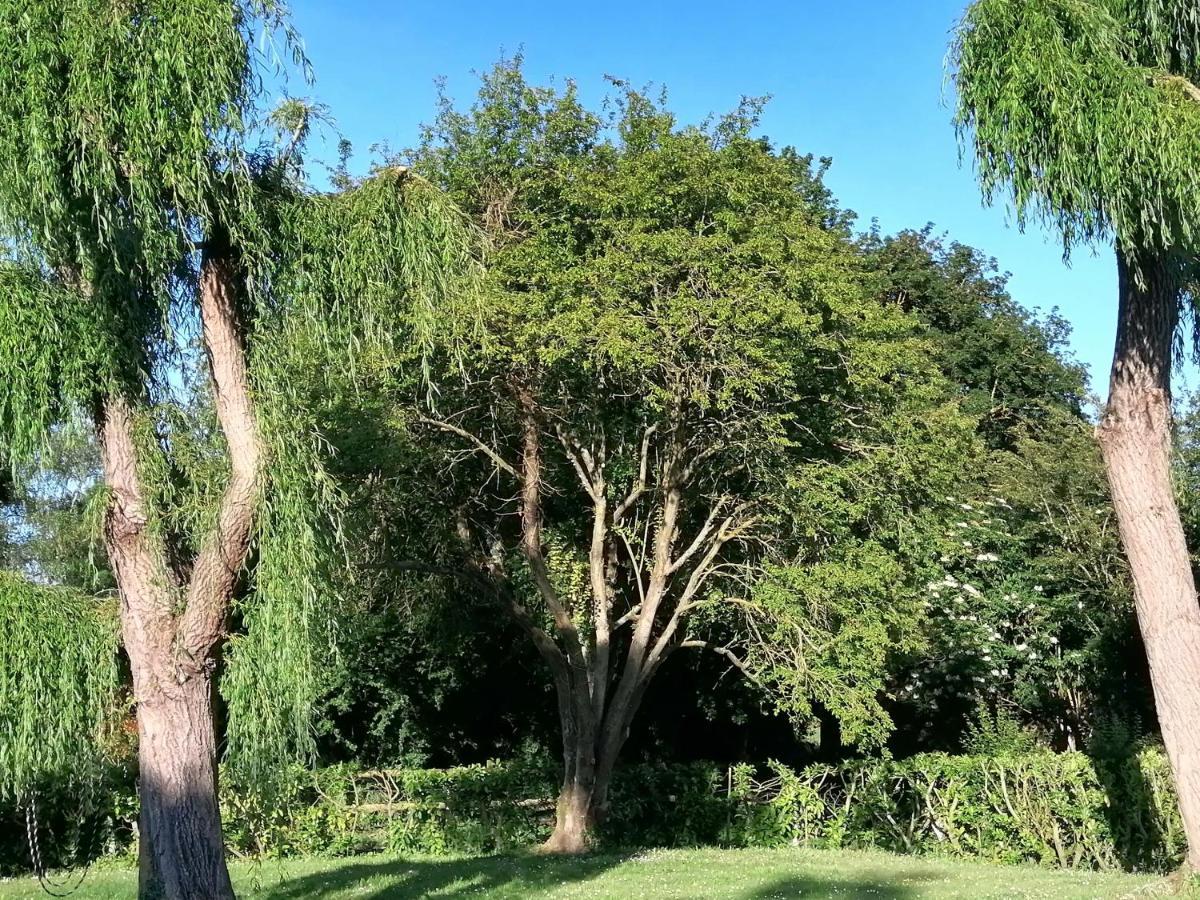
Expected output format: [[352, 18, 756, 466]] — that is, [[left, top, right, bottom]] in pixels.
[[541, 674, 643, 853], [96, 233, 257, 898], [1097, 249, 1200, 872], [542, 705, 615, 855]]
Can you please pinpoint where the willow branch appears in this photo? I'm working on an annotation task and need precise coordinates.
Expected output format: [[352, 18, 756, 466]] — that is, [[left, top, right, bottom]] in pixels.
[[181, 238, 262, 663]]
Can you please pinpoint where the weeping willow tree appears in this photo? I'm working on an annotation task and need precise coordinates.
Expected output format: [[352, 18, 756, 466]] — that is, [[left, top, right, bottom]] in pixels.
[[953, 0, 1200, 870], [0, 3, 476, 897]]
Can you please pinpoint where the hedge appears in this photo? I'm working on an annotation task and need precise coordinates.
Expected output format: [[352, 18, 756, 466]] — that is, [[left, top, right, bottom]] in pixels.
[[1, 750, 1185, 874]]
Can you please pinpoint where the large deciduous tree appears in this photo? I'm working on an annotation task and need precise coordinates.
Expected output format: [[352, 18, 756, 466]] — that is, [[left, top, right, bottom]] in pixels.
[[0, 3, 474, 896], [395, 63, 973, 853], [954, 0, 1200, 868]]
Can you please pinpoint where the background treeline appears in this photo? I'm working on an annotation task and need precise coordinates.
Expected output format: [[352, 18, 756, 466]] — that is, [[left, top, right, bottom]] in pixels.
[[0, 57, 1177, 868]]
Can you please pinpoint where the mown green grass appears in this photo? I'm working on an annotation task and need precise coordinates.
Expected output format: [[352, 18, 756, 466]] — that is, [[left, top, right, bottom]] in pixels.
[[0, 847, 1181, 899]]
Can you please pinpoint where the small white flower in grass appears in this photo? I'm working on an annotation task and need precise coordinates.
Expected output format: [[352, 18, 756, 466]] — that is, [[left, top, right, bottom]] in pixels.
[[961, 503, 974, 511], [990, 669, 1001, 677], [1034, 585, 1044, 593], [963, 584, 982, 597], [962, 541, 974, 548], [976, 553, 1000, 562], [1049, 636, 1059, 645]]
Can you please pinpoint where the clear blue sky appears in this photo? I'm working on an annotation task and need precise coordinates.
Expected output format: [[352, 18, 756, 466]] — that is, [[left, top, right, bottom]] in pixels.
[[284, 0, 1124, 393]]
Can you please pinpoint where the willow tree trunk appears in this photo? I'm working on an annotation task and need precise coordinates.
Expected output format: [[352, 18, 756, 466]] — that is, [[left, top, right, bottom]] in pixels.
[[103, 392, 237, 900], [131, 653, 232, 900], [99, 234, 256, 898], [1097, 249, 1200, 872]]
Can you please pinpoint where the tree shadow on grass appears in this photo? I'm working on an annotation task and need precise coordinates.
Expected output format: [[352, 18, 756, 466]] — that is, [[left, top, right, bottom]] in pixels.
[[256, 852, 627, 900], [256, 854, 936, 900], [744, 868, 930, 899]]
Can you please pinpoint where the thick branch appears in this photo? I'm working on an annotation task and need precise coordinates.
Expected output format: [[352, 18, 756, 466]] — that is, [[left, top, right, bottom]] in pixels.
[[517, 391, 591, 676], [98, 394, 176, 666], [180, 237, 262, 664]]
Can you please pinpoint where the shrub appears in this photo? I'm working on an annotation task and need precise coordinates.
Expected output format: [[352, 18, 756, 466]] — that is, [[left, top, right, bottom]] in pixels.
[[1, 750, 1185, 873], [726, 750, 1184, 871]]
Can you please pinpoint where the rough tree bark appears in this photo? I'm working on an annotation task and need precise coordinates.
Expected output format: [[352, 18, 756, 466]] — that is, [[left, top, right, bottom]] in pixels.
[[1096, 248, 1200, 872], [97, 233, 260, 899]]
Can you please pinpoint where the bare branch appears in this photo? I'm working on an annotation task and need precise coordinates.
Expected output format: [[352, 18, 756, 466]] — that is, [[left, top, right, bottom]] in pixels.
[[679, 641, 762, 688], [667, 498, 729, 575], [615, 604, 642, 628], [613, 423, 658, 521], [554, 424, 600, 502], [417, 415, 520, 479], [616, 528, 647, 610]]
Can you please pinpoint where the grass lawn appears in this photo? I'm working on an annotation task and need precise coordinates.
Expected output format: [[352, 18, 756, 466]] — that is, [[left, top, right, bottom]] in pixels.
[[0, 847, 1182, 899]]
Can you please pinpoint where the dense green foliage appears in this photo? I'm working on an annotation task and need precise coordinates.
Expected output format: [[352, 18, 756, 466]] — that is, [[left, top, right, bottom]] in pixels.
[[0, 574, 119, 802], [3, 749, 1184, 874], [259, 65, 1145, 777], [730, 749, 1184, 871], [0, 10, 1168, 883], [379, 60, 978, 754], [0, 0, 481, 815], [953, 0, 1200, 256]]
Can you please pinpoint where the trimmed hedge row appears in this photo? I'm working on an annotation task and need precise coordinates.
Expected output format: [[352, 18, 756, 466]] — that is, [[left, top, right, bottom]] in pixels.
[[2, 750, 1185, 874], [220, 760, 731, 858]]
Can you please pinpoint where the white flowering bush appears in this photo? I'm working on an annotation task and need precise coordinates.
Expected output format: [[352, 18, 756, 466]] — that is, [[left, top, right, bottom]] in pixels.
[[896, 490, 1115, 748]]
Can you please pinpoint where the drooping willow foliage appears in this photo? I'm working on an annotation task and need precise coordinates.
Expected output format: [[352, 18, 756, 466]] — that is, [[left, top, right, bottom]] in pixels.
[[0, 264, 121, 465], [0, 573, 120, 801], [952, 0, 1200, 254], [0, 0, 482, 796], [222, 172, 481, 784]]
